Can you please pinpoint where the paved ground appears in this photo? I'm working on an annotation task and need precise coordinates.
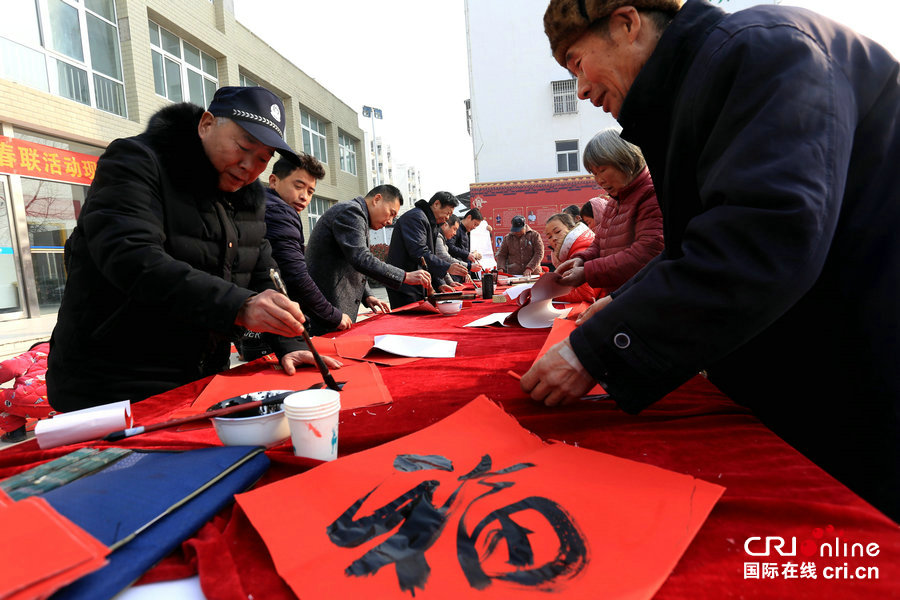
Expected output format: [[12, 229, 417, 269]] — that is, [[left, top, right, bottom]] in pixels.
[[0, 314, 56, 363]]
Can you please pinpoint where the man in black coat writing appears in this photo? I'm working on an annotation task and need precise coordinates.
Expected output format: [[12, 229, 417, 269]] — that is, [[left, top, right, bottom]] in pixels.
[[48, 86, 338, 411], [385, 191, 469, 309]]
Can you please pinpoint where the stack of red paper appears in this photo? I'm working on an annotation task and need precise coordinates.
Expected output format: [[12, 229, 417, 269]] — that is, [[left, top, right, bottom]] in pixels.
[[0, 489, 108, 600]]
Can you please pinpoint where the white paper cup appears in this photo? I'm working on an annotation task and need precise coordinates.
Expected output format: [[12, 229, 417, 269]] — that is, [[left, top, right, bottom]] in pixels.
[[283, 389, 341, 461]]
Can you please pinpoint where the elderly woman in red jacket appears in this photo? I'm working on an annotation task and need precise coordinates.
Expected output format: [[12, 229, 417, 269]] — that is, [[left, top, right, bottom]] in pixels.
[[557, 129, 663, 295], [544, 213, 601, 303]]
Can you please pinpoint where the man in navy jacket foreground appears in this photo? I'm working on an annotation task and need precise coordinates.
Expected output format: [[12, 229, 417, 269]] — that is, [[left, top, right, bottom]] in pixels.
[[264, 155, 352, 334], [525, 0, 900, 521]]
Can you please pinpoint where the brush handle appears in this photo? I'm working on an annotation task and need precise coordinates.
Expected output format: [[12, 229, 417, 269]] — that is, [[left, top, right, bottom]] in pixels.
[[419, 257, 435, 295], [104, 401, 262, 441], [419, 256, 438, 304], [103, 394, 291, 442], [269, 268, 341, 391], [300, 329, 341, 390]]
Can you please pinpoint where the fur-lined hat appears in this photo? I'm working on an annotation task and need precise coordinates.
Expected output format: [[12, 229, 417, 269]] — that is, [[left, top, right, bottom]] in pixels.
[[544, 0, 683, 66]]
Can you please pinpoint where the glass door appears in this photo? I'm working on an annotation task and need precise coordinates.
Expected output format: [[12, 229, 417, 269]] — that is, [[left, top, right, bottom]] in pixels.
[[22, 177, 85, 314], [0, 177, 24, 317]]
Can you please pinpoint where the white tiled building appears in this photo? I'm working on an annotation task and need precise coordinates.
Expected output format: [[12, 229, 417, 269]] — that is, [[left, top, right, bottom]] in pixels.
[[463, 0, 775, 184], [464, 0, 619, 184], [0, 0, 368, 334]]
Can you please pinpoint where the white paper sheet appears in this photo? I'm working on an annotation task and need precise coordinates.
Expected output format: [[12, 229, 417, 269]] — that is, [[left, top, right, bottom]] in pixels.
[[498, 274, 540, 285], [463, 312, 514, 327], [372, 334, 457, 358], [469, 221, 496, 271], [513, 272, 575, 328], [504, 283, 534, 301], [517, 301, 572, 328], [530, 271, 574, 302], [117, 576, 205, 600], [35, 400, 133, 449]]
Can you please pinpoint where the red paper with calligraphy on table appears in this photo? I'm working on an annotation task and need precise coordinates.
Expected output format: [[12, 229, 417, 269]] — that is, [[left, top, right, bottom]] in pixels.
[[237, 396, 723, 599]]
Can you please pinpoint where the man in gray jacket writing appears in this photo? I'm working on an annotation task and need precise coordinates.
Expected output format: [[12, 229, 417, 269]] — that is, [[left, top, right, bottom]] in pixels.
[[305, 185, 431, 334]]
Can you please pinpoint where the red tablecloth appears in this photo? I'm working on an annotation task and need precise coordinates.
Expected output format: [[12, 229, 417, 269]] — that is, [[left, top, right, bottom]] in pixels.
[[2, 294, 898, 599]]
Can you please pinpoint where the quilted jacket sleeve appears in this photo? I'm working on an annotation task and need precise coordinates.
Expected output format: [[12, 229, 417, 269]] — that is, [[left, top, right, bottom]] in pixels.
[[78, 138, 254, 334], [581, 188, 664, 291]]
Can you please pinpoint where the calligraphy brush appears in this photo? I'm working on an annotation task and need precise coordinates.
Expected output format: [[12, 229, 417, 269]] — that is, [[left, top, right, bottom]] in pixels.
[[430, 291, 476, 300], [103, 392, 294, 441], [418, 256, 438, 303], [269, 269, 344, 391], [467, 258, 487, 293]]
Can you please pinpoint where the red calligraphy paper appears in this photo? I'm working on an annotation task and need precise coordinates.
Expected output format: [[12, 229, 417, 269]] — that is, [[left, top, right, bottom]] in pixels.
[[179, 362, 392, 418], [237, 396, 723, 599], [1, 497, 108, 600], [565, 301, 590, 320], [388, 301, 441, 315], [536, 318, 576, 358], [306, 337, 339, 356]]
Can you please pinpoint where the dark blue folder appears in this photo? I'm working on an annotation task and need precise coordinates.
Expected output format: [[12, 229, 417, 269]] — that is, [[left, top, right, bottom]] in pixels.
[[43, 445, 269, 600]]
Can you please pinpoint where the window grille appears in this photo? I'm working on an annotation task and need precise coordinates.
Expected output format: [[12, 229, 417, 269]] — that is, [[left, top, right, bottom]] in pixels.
[[552, 79, 578, 115]]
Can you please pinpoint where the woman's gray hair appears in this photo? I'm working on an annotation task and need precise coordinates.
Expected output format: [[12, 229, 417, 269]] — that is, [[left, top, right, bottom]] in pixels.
[[582, 129, 646, 179]]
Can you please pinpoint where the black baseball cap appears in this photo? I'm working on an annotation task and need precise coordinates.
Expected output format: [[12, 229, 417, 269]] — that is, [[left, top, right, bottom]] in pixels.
[[510, 215, 526, 232], [207, 86, 299, 163]]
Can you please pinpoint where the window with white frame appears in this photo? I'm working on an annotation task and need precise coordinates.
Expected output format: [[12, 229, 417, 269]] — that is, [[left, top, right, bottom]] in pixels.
[[0, 0, 126, 117], [306, 196, 335, 231], [339, 132, 357, 175], [239, 72, 258, 88], [556, 140, 579, 173], [149, 20, 218, 107], [551, 79, 578, 115], [300, 109, 328, 163]]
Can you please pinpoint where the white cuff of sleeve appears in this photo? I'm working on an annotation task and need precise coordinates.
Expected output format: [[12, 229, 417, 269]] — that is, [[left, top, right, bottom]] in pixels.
[[559, 341, 589, 378]]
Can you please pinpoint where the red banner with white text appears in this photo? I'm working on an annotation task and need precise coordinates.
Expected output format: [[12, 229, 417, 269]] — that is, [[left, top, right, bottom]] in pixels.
[[0, 136, 98, 186]]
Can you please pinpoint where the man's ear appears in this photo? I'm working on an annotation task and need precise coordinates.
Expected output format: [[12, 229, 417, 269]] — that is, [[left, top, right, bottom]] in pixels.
[[609, 6, 642, 41], [197, 111, 216, 139]]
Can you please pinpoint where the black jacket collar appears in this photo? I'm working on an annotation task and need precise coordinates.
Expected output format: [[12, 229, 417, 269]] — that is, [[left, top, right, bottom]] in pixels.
[[139, 102, 262, 209], [414, 198, 438, 228], [619, 0, 726, 162]]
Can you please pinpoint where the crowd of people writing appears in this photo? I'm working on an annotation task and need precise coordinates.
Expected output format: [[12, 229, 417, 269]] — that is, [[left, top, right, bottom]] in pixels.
[[2, 0, 896, 525]]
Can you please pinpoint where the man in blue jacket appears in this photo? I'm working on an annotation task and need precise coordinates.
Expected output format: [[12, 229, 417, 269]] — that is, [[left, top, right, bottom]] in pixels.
[[385, 191, 470, 308], [447, 209, 484, 265], [446, 208, 484, 283], [264, 155, 352, 333], [524, 0, 900, 521]]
